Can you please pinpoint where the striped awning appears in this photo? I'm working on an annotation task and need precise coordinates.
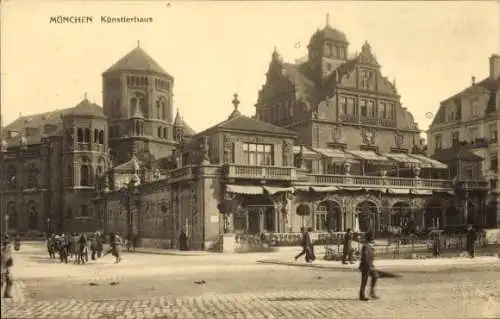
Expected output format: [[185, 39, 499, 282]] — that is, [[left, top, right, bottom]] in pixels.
[[263, 186, 294, 195], [226, 184, 263, 195], [313, 148, 356, 161], [383, 153, 429, 167], [408, 154, 448, 169], [347, 150, 390, 162], [310, 186, 338, 192]]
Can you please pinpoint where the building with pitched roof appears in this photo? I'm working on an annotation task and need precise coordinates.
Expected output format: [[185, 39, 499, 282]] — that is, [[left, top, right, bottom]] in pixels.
[[0, 43, 196, 234], [427, 54, 499, 227], [2, 23, 493, 250]]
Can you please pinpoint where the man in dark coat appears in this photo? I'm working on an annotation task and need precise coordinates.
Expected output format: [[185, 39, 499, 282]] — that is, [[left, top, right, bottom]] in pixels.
[[1, 235, 14, 298], [179, 229, 188, 251], [359, 231, 379, 301], [466, 225, 477, 258], [294, 227, 315, 262], [342, 228, 354, 264]]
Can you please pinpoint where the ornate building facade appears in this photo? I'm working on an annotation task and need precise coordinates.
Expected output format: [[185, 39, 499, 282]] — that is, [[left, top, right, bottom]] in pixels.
[[1, 21, 494, 250], [427, 54, 499, 227]]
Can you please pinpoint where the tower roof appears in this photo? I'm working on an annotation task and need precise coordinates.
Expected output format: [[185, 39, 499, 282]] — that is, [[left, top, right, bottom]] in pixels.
[[308, 14, 348, 47], [103, 44, 172, 77]]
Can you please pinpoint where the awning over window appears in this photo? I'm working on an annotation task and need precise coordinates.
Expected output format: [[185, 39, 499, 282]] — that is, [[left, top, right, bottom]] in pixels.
[[263, 186, 294, 195], [383, 153, 430, 167], [387, 188, 411, 194], [293, 186, 310, 192], [226, 184, 263, 195], [293, 145, 320, 156], [347, 150, 390, 162], [411, 189, 433, 195], [408, 154, 448, 169], [339, 187, 365, 192], [310, 186, 338, 192], [313, 148, 356, 161]]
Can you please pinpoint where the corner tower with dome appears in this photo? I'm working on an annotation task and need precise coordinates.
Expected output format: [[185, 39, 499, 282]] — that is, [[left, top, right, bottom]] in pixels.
[[102, 42, 195, 165]]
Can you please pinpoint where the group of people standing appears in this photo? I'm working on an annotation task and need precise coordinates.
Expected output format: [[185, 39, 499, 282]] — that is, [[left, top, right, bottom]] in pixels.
[[47, 231, 124, 264]]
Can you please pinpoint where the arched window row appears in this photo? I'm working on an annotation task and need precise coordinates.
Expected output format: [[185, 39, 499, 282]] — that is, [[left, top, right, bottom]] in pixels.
[[127, 76, 148, 87], [155, 96, 168, 120], [261, 101, 299, 124], [157, 126, 169, 140], [155, 78, 170, 91], [77, 128, 105, 144]]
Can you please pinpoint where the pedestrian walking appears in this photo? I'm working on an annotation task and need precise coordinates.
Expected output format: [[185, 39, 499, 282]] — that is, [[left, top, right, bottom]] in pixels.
[[13, 234, 20, 251], [359, 231, 379, 301], [294, 227, 315, 263], [466, 225, 477, 258], [179, 229, 188, 251], [1, 235, 14, 298], [342, 228, 354, 264]]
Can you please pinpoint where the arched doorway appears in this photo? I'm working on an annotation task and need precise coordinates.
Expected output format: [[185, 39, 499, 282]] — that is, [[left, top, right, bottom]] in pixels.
[[316, 200, 342, 232], [424, 203, 442, 229], [466, 202, 476, 225], [241, 196, 275, 234], [391, 202, 410, 228], [356, 201, 378, 233], [27, 201, 39, 230], [445, 206, 460, 226]]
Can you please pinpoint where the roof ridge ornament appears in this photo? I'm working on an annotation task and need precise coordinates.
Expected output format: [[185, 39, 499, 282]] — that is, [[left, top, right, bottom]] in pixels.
[[326, 13, 330, 27], [137, 40, 140, 48]]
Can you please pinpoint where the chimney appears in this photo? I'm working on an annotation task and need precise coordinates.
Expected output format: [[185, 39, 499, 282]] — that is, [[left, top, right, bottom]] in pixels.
[[489, 54, 500, 80]]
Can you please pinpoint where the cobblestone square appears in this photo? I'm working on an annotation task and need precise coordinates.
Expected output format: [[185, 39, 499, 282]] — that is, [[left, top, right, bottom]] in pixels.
[[2, 243, 500, 318]]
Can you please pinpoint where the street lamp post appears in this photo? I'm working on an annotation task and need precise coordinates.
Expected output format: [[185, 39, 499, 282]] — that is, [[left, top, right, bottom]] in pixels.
[[47, 217, 51, 234], [4, 214, 8, 235], [1, 139, 8, 236], [125, 177, 139, 242]]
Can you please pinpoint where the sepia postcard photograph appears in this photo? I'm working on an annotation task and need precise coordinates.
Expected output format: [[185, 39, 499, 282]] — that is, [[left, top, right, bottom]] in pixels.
[[0, 0, 499, 318]]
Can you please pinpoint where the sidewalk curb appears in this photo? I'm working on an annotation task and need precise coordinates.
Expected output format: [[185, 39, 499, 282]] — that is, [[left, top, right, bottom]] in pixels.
[[256, 259, 500, 273], [125, 250, 217, 257]]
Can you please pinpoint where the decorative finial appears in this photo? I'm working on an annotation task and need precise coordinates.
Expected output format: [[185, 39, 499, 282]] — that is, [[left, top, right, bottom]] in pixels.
[[326, 13, 330, 27], [472, 76, 476, 85], [137, 40, 140, 48], [392, 77, 397, 88], [84, 92, 88, 99], [232, 93, 240, 110]]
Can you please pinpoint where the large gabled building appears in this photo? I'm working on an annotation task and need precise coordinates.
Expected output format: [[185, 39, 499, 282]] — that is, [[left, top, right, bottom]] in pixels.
[[427, 54, 500, 227]]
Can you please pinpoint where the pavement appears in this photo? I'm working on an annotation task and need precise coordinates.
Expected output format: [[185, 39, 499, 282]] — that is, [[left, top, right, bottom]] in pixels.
[[1, 242, 500, 318], [258, 256, 500, 273]]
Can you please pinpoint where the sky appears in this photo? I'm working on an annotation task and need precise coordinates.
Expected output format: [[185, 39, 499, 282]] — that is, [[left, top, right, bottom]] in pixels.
[[1, 1, 499, 135]]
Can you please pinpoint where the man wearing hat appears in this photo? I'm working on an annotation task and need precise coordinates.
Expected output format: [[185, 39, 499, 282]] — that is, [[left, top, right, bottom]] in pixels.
[[359, 231, 379, 301], [1, 234, 14, 298]]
